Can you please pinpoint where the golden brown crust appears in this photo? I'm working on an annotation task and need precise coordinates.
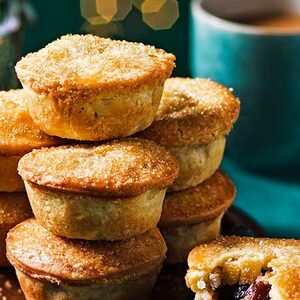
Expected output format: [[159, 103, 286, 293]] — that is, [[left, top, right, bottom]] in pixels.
[[186, 236, 300, 300], [16, 268, 159, 300], [0, 89, 63, 155], [159, 171, 235, 227], [0, 193, 32, 266], [188, 236, 300, 270], [18, 138, 179, 198], [24, 181, 166, 241], [7, 219, 167, 285], [16, 35, 175, 141], [0, 155, 25, 192], [0, 193, 32, 229], [168, 136, 225, 191], [161, 215, 223, 265], [26, 83, 165, 141], [15, 34, 175, 98], [139, 78, 240, 147]]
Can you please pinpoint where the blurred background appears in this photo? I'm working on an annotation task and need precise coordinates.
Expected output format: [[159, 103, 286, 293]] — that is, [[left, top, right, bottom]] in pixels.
[[24, 0, 190, 76], [1, 0, 300, 238]]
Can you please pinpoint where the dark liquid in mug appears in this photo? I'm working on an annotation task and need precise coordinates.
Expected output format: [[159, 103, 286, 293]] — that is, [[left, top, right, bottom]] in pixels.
[[232, 13, 300, 30]]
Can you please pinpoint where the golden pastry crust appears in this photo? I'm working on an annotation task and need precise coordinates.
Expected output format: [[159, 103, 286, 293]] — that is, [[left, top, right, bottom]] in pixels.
[[186, 236, 300, 300], [0, 89, 63, 192], [24, 181, 166, 240], [16, 34, 175, 96], [0, 89, 62, 155], [7, 219, 167, 286], [0, 193, 32, 266], [16, 34, 175, 141], [159, 171, 235, 227], [169, 136, 225, 191], [139, 78, 240, 147], [161, 215, 223, 264], [0, 155, 24, 192], [16, 269, 159, 300], [18, 138, 179, 198]]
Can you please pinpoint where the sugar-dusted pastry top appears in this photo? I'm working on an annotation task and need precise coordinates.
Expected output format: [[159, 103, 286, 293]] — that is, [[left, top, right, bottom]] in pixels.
[[0, 193, 32, 230], [159, 171, 235, 227], [139, 78, 240, 147], [18, 138, 179, 197], [7, 219, 166, 285], [0, 89, 63, 155], [16, 34, 175, 96], [186, 236, 300, 300]]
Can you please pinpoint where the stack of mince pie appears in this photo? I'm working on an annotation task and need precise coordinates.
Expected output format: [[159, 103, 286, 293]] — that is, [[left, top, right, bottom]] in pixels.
[[5, 34, 179, 300], [11, 35, 299, 300], [140, 77, 240, 264]]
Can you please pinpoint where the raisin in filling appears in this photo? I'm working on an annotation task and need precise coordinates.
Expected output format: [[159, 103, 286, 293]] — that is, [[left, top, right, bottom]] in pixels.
[[247, 282, 271, 300], [217, 281, 271, 300]]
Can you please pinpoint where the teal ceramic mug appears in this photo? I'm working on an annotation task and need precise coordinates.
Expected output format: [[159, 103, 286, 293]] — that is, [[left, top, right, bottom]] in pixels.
[[190, 0, 300, 179]]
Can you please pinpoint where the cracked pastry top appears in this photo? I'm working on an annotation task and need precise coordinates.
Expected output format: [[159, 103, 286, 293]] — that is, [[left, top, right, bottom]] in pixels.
[[16, 34, 175, 96], [6, 218, 167, 286], [0, 89, 62, 155], [159, 171, 235, 228], [139, 78, 240, 147], [18, 138, 179, 198], [186, 236, 300, 300]]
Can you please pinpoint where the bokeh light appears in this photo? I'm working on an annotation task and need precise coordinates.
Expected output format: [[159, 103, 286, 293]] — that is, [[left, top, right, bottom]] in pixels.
[[96, 0, 117, 22], [142, 0, 179, 30], [80, 0, 108, 25], [81, 0, 132, 25], [132, 0, 144, 10], [111, 0, 132, 22], [141, 0, 166, 14], [81, 0, 179, 31]]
